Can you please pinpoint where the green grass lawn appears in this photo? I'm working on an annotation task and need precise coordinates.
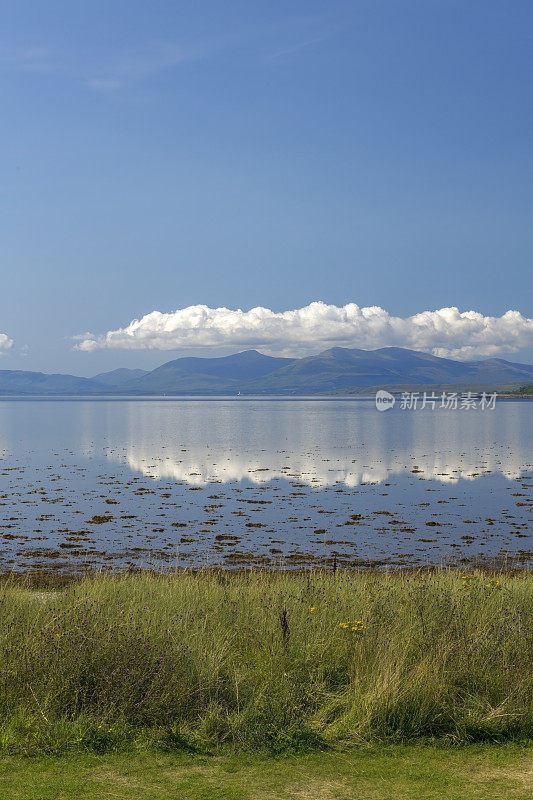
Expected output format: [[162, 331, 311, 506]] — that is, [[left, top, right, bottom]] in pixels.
[[0, 744, 531, 800]]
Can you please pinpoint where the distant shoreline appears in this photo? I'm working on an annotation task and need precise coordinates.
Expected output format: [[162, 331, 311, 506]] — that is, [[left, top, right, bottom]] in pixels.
[[0, 392, 532, 400]]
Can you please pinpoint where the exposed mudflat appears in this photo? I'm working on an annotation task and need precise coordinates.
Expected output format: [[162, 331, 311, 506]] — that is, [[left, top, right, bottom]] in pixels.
[[0, 398, 531, 572]]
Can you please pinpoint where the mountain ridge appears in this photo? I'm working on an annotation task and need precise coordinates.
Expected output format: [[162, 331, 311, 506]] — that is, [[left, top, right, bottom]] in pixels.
[[92, 368, 148, 387], [1, 347, 532, 395]]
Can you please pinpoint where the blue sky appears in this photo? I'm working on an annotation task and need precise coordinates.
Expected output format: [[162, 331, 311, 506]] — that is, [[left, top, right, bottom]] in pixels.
[[0, 0, 531, 374]]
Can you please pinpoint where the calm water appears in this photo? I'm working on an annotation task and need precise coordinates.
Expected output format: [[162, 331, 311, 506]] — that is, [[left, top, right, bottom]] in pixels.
[[0, 398, 531, 571]]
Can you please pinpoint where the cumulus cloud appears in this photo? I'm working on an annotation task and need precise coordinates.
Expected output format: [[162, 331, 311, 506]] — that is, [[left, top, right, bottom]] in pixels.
[[74, 302, 533, 360], [0, 333, 14, 354]]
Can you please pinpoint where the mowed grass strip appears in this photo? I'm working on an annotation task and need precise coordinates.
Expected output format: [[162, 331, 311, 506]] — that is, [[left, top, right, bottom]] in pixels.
[[0, 745, 531, 800], [0, 569, 531, 755]]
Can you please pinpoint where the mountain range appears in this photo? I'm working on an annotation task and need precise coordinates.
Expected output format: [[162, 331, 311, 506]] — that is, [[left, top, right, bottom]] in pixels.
[[1, 347, 533, 395]]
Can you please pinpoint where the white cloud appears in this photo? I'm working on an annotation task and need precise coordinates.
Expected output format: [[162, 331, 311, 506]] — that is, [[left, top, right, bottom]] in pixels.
[[74, 302, 533, 360], [0, 333, 14, 354], [84, 41, 205, 91], [266, 37, 326, 62], [0, 17, 333, 92], [0, 44, 56, 73], [0, 39, 209, 92]]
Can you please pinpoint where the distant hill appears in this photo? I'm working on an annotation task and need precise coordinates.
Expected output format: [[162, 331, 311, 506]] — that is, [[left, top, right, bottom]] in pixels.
[[236, 347, 533, 394], [0, 370, 103, 395], [130, 350, 294, 393], [92, 368, 148, 387], [328, 381, 532, 396], [1, 348, 533, 395], [512, 383, 533, 395]]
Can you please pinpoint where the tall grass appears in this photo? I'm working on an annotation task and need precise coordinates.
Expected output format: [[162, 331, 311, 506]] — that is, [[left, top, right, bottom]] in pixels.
[[0, 569, 531, 754]]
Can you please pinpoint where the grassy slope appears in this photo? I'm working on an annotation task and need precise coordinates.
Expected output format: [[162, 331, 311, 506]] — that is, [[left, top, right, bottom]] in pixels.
[[0, 570, 531, 755], [0, 745, 531, 799]]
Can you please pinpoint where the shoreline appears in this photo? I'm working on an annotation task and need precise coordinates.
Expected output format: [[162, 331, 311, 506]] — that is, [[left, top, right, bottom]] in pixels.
[[1, 559, 531, 589]]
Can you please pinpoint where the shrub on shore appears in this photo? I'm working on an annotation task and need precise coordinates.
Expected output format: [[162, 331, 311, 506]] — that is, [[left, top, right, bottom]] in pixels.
[[0, 569, 531, 754]]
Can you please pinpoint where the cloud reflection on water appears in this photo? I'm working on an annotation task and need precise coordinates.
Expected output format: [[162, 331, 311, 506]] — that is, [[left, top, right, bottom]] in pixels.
[[94, 399, 531, 487]]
